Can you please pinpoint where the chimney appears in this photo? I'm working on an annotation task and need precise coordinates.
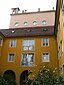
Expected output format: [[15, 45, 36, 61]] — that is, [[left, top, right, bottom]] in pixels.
[[25, 10, 27, 13], [22, 10, 24, 13], [38, 8, 40, 12], [52, 7, 54, 10], [11, 7, 20, 14]]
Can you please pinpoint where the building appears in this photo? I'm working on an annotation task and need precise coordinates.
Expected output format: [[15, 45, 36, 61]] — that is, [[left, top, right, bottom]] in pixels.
[[0, 8, 58, 85], [55, 0, 64, 76]]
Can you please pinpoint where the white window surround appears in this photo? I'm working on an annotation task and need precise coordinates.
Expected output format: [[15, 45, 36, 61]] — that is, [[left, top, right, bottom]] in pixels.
[[22, 40, 35, 51], [21, 53, 34, 67], [42, 38, 49, 47], [42, 52, 50, 62], [8, 53, 15, 62], [9, 40, 16, 47]]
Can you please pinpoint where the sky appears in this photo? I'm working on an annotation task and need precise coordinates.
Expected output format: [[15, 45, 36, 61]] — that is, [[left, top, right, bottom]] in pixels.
[[0, 0, 56, 29]]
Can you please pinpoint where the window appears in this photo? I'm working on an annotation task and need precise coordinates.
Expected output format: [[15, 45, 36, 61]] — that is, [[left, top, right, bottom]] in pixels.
[[42, 38, 49, 46], [58, 40, 63, 60], [23, 40, 35, 51], [42, 20, 46, 25], [60, 40, 63, 52], [15, 22, 19, 26], [24, 22, 28, 26], [0, 38, 3, 46], [33, 21, 38, 26], [8, 53, 15, 62], [10, 40, 16, 47], [42, 53, 50, 62], [22, 53, 34, 66], [57, 23, 60, 41], [63, 64, 64, 74]]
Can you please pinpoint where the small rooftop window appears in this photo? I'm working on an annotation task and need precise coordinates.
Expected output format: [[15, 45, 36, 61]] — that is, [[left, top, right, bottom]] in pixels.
[[24, 22, 28, 26], [43, 28, 48, 31], [15, 22, 19, 26], [42, 20, 47, 25], [26, 29, 31, 32], [33, 21, 38, 26], [12, 30, 15, 33]]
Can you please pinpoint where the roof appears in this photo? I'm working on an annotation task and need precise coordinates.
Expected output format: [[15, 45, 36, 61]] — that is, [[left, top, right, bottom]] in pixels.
[[11, 10, 55, 15], [0, 26, 54, 38]]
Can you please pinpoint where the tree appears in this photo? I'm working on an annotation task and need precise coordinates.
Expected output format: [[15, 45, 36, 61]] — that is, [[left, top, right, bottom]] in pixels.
[[0, 74, 16, 85], [30, 66, 63, 85]]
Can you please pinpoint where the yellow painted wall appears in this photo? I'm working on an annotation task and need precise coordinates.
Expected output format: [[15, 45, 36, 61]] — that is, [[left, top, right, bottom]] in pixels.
[[0, 36, 58, 85], [0, 35, 3, 74], [58, 8, 64, 68]]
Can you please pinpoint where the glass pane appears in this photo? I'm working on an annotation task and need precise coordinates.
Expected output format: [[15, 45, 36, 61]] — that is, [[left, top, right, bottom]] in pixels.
[[46, 39, 48, 43], [46, 39, 49, 46], [15, 22, 19, 26], [43, 39, 45, 46], [43, 53, 49, 62], [22, 53, 34, 66], [22, 54, 28, 66], [42, 21, 46, 25], [13, 40, 16, 46], [23, 40, 28, 46], [29, 46, 34, 50], [29, 40, 34, 46], [24, 22, 28, 26], [33, 21, 38, 25], [10, 40, 16, 47], [9, 56, 11, 61], [9, 54, 14, 62], [23, 46, 28, 50]]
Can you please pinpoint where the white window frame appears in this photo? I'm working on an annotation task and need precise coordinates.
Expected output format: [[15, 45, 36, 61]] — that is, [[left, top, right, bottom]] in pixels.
[[21, 53, 34, 67], [22, 40, 35, 51], [9, 40, 16, 47], [8, 53, 15, 62], [42, 38, 49, 47], [42, 52, 50, 62]]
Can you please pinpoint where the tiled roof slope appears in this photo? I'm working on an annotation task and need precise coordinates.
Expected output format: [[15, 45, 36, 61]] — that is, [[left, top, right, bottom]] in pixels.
[[0, 26, 54, 38]]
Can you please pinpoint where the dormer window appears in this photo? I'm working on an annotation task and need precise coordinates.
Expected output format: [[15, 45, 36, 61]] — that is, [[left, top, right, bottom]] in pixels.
[[42, 20, 47, 25], [12, 30, 15, 33], [24, 22, 28, 26], [15, 22, 19, 26], [33, 21, 38, 26]]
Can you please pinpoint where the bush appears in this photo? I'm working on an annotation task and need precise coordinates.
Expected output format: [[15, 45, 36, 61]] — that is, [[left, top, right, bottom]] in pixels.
[[0, 74, 16, 85], [30, 66, 63, 85]]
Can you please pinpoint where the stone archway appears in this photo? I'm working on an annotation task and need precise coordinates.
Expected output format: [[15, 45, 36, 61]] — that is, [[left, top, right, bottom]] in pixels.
[[20, 70, 28, 85]]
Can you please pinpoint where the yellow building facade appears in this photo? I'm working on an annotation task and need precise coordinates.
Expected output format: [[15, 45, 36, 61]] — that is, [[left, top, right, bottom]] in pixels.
[[0, 10, 59, 85], [55, 0, 64, 75]]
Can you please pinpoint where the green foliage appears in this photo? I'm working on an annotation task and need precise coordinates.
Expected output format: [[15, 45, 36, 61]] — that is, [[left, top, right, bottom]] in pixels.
[[0, 74, 16, 85], [30, 66, 63, 85]]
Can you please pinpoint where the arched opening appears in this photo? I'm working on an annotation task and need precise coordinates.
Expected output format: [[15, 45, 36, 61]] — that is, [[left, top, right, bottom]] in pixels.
[[3, 70, 16, 80], [20, 70, 28, 85]]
